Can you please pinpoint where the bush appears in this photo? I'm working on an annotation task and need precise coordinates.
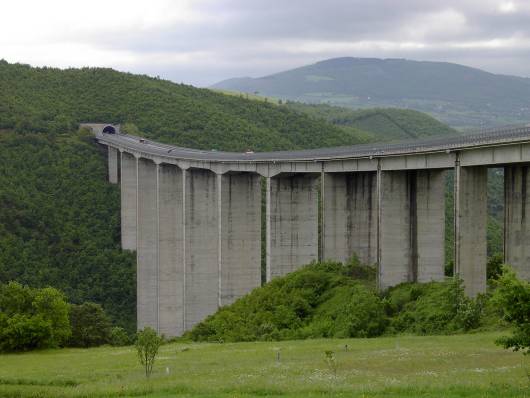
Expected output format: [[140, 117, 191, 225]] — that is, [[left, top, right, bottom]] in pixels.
[[303, 283, 387, 338], [487, 253, 504, 281], [109, 326, 130, 346], [0, 282, 70, 351], [492, 266, 530, 354], [68, 302, 112, 347], [188, 261, 382, 342], [385, 278, 483, 334]]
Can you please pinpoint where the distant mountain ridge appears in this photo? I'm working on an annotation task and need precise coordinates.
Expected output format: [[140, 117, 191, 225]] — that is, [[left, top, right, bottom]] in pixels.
[[212, 57, 530, 129]]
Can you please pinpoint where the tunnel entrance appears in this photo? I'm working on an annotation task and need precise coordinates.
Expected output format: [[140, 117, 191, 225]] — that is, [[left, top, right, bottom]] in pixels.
[[102, 125, 116, 134]]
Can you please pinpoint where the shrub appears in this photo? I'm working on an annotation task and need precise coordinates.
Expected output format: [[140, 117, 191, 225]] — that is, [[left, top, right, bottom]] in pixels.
[[303, 283, 387, 338], [189, 261, 382, 342], [68, 302, 112, 347], [487, 253, 504, 281], [385, 278, 483, 334], [0, 282, 70, 351], [109, 326, 130, 346], [492, 266, 530, 354]]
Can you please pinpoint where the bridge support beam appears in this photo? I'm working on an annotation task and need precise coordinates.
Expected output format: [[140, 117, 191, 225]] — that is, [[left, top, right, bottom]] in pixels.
[[379, 170, 445, 289], [455, 165, 487, 296], [266, 174, 319, 281], [158, 164, 185, 336], [220, 173, 262, 306], [136, 159, 159, 331], [120, 152, 137, 251], [185, 168, 219, 329], [322, 172, 377, 264], [504, 164, 530, 280], [108, 147, 119, 184]]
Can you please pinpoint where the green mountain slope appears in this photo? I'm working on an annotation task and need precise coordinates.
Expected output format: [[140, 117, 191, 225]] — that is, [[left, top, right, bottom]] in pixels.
[[0, 131, 136, 331], [0, 60, 370, 151], [0, 61, 489, 333], [285, 103, 457, 141], [213, 57, 530, 129]]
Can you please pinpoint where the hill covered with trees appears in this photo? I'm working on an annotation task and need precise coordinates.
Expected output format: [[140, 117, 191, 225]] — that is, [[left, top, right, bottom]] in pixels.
[[0, 60, 498, 333], [284, 103, 457, 141], [213, 57, 530, 129], [0, 60, 371, 151]]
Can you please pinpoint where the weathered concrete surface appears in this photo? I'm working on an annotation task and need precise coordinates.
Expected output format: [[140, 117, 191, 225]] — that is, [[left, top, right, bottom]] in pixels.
[[455, 165, 488, 296], [185, 168, 219, 329], [137, 159, 158, 331], [267, 173, 319, 280], [379, 170, 446, 289], [220, 173, 262, 306], [504, 165, 530, 280], [108, 147, 119, 184], [416, 170, 446, 283], [379, 170, 411, 289], [322, 172, 377, 264], [120, 152, 137, 251], [158, 164, 185, 336]]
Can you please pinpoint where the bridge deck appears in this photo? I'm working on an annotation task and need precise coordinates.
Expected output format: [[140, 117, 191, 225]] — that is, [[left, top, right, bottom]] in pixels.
[[95, 125, 530, 163]]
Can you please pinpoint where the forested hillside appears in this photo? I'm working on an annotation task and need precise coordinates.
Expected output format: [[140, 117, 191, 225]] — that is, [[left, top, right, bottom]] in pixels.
[[285, 103, 457, 141], [0, 61, 501, 333], [213, 57, 530, 129], [0, 61, 376, 332], [0, 131, 136, 331], [0, 60, 369, 151]]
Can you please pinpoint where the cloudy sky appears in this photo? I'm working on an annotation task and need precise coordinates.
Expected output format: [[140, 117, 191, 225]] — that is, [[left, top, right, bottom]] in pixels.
[[1, 0, 529, 86]]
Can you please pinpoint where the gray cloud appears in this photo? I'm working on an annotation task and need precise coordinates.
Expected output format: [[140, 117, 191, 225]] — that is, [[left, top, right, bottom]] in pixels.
[[3, 0, 530, 85]]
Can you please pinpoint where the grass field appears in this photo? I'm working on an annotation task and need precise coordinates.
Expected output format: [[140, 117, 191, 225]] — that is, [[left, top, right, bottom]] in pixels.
[[0, 332, 528, 397]]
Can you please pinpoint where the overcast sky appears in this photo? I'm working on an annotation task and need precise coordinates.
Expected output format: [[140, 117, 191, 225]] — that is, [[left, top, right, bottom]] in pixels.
[[1, 0, 529, 86]]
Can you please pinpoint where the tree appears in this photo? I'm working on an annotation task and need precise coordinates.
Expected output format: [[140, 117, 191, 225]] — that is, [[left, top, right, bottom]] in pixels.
[[492, 266, 530, 354], [0, 282, 71, 352], [69, 302, 112, 348], [136, 327, 163, 378]]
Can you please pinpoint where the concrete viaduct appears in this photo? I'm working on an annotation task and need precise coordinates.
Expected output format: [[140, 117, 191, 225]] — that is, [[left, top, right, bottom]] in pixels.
[[83, 123, 530, 337]]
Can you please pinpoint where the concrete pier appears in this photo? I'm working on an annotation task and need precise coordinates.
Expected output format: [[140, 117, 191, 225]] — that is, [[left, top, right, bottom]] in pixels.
[[379, 170, 446, 289], [120, 152, 137, 251], [266, 173, 319, 280], [220, 173, 262, 305], [157, 164, 185, 336], [416, 170, 446, 283], [136, 159, 159, 330], [185, 168, 219, 329], [108, 147, 119, 184], [455, 165, 488, 296], [504, 164, 530, 280], [379, 170, 412, 289], [322, 172, 377, 264]]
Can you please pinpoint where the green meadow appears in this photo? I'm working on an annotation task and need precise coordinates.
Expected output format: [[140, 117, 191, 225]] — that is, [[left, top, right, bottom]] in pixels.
[[0, 332, 528, 397]]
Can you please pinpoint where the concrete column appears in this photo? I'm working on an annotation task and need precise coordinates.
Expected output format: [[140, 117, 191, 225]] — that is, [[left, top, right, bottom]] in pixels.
[[157, 163, 185, 337], [185, 168, 219, 329], [322, 172, 377, 264], [416, 170, 446, 283], [379, 170, 412, 289], [120, 152, 137, 251], [267, 173, 319, 280], [220, 173, 262, 306], [379, 170, 446, 289], [455, 165, 487, 296], [504, 164, 530, 280], [108, 147, 119, 184], [136, 158, 158, 331]]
